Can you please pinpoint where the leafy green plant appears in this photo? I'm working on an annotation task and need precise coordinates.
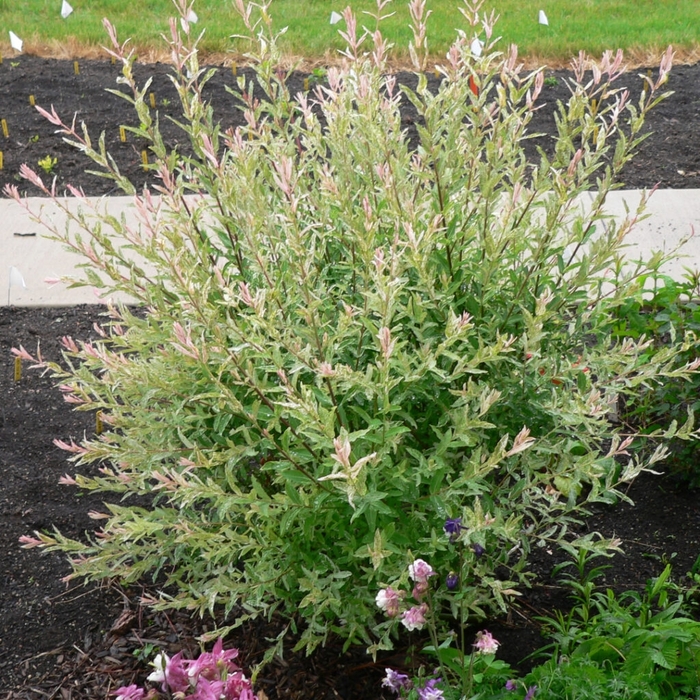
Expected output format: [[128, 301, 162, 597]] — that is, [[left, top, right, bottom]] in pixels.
[[536, 561, 700, 698], [132, 641, 157, 663], [9, 0, 699, 655], [37, 154, 57, 174]]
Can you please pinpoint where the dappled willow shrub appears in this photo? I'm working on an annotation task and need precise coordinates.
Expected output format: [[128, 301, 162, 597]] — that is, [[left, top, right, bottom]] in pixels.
[[10, 0, 698, 656]]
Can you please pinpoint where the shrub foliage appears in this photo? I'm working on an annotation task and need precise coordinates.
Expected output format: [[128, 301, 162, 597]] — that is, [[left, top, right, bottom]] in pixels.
[[11, 0, 699, 654]]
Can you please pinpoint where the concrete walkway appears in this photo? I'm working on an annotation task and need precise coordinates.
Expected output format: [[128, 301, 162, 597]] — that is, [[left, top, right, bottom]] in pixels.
[[1, 189, 699, 306]]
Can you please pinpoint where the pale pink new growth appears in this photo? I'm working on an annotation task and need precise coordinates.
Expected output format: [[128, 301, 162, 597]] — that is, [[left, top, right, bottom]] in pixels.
[[88, 510, 110, 520], [200, 134, 220, 168], [239, 282, 254, 308], [61, 335, 79, 352], [332, 436, 352, 469], [35, 103, 62, 126], [505, 427, 535, 457], [11, 345, 35, 362], [53, 438, 88, 454], [18, 535, 44, 548], [378, 326, 395, 359], [19, 164, 46, 191], [66, 183, 86, 198], [172, 322, 200, 360]]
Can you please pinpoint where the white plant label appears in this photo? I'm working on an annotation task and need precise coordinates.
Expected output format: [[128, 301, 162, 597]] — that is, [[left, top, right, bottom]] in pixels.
[[470, 37, 483, 57], [9, 31, 23, 52]]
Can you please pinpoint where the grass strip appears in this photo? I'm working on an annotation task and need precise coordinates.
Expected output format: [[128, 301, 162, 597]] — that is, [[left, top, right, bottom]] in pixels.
[[0, 0, 699, 64]]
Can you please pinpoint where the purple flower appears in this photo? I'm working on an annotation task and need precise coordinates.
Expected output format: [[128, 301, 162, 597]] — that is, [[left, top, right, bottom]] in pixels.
[[471, 543, 485, 558], [473, 630, 500, 655], [444, 518, 463, 542], [376, 586, 403, 617], [525, 685, 537, 700], [408, 559, 436, 583], [401, 603, 429, 631], [445, 571, 459, 590], [382, 668, 412, 694], [113, 685, 145, 700], [505, 679, 517, 691], [417, 678, 445, 700]]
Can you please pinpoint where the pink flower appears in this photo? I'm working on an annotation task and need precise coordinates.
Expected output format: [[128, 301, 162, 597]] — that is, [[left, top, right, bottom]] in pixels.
[[412, 580, 429, 601], [164, 651, 189, 693], [113, 686, 145, 700], [223, 671, 255, 700], [401, 603, 429, 631], [189, 677, 225, 700], [186, 638, 240, 681], [408, 559, 436, 584], [375, 587, 403, 617], [474, 630, 500, 655]]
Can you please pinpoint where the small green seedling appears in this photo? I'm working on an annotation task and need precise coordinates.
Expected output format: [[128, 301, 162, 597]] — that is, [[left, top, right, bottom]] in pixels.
[[37, 154, 57, 174], [544, 75, 558, 87], [132, 641, 157, 662]]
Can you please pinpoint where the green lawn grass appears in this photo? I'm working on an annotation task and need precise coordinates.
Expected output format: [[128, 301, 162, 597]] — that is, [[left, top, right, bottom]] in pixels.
[[1, 0, 699, 62]]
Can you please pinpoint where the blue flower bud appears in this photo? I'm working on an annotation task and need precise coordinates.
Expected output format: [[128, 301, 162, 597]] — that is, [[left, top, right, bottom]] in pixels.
[[472, 543, 485, 558]]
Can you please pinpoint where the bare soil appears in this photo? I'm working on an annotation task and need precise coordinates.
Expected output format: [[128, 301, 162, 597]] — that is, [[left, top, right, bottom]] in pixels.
[[1, 56, 700, 699]]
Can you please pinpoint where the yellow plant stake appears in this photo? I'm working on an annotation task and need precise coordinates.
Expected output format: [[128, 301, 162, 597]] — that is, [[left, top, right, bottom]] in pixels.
[[141, 150, 149, 170], [232, 63, 237, 77], [119, 125, 126, 142], [111, 56, 116, 65], [0, 151, 3, 170], [1, 119, 8, 138], [150, 92, 156, 109], [29, 94, 35, 106], [74, 60, 80, 75], [14, 356, 21, 382], [303, 77, 309, 91], [96, 411, 103, 436]]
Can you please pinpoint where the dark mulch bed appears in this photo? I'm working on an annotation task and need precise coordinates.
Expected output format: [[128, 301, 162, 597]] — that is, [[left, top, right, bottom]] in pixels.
[[1, 55, 700, 698]]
